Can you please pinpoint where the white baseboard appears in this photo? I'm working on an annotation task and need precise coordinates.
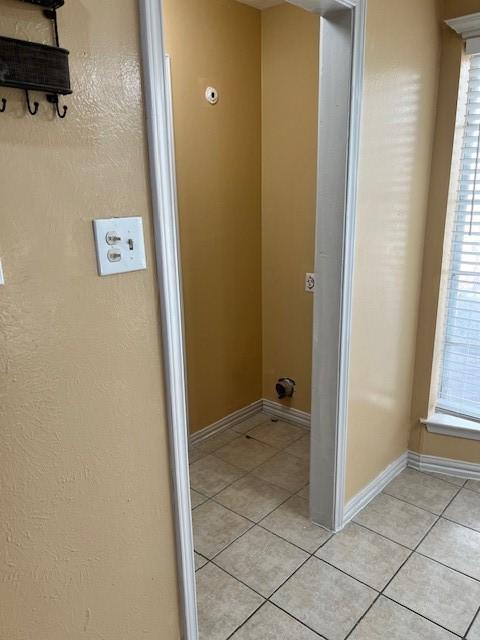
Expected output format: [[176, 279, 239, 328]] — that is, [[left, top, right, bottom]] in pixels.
[[342, 449, 480, 529], [408, 451, 480, 480], [262, 399, 311, 429], [342, 452, 408, 527], [189, 398, 311, 445], [189, 399, 263, 446]]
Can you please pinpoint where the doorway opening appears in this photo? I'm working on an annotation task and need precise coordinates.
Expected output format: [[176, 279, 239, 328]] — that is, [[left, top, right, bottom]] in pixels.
[[139, 0, 365, 637]]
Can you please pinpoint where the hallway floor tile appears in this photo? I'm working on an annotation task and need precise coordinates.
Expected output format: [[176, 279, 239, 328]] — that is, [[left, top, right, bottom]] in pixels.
[[189, 413, 480, 639]]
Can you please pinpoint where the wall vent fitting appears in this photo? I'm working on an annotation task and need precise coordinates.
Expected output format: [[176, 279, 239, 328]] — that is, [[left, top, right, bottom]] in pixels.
[[276, 378, 296, 399], [205, 86, 219, 105]]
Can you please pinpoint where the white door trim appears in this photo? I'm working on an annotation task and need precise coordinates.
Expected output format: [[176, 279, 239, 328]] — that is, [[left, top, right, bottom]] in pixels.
[[139, 0, 367, 635], [334, 0, 367, 530], [310, 0, 367, 531], [139, 2, 198, 639]]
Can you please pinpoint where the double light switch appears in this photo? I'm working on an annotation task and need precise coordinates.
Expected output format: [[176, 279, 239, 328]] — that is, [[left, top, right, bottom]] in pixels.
[[93, 216, 147, 276]]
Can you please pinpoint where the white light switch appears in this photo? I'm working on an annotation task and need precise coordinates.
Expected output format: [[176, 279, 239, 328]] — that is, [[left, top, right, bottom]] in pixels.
[[93, 217, 147, 276]]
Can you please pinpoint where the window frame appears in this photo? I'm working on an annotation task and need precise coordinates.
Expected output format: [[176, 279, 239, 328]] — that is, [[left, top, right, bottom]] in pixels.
[[426, 49, 480, 438]]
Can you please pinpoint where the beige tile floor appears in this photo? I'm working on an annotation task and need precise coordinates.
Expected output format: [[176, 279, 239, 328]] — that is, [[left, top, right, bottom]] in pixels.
[[189, 413, 480, 640]]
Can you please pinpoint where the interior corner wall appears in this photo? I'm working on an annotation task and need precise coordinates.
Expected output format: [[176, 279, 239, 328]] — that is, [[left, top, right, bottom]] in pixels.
[[162, 0, 263, 434], [409, 1, 480, 464], [0, 1, 180, 638], [261, 4, 320, 414], [345, 0, 442, 501]]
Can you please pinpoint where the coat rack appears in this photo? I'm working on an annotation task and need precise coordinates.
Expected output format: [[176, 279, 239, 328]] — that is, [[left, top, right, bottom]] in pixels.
[[0, 0, 71, 119]]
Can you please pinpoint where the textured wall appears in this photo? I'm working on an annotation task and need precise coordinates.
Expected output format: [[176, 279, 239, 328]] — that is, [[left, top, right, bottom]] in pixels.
[[162, 0, 262, 434], [345, 0, 441, 501], [410, 0, 480, 463], [261, 4, 319, 413], [0, 1, 180, 638]]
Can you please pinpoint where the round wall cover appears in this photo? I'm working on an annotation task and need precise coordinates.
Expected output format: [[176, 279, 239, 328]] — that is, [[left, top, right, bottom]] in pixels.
[[205, 87, 219, 105]]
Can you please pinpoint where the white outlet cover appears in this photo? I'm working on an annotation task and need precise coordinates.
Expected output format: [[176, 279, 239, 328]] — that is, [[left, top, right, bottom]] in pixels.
[[93, 216, 147, 276], [305, 272, 316, 293]]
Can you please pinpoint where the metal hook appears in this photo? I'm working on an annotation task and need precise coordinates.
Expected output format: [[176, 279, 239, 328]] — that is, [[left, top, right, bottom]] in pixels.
[[47, 94, 68, 119], [25, 91, 39, 116], [0, 98, 6, 113], [55, 102, 67, 119]]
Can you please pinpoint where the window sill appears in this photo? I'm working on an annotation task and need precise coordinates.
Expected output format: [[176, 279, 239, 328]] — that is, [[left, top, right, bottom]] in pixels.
[[421, 413, 480, 442]]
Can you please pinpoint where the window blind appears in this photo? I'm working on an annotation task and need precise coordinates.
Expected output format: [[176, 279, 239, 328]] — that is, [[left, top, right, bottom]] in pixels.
[[438, 54, 480, 420]]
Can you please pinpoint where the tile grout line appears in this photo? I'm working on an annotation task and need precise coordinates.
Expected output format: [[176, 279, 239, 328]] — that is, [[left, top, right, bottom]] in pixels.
[[351, 521, 415, 550], [380, 594, 463, 638], [192, 428, 312, 565], [212, 480, 310, 527], [417, 469, 467, 488], [193, 420, 479, 639], [442, 513, 480, 536], [414, 546, 480, 585], [464, 606, 480, 639], [224, 600, 328, 640], [205, 489, 314, 564], [208, 550, 328, 639], [381, 483, 463, 517], [223, 539, 334, 639], [190, 418, 304, 463], [353, 518, 480, 586], [190, 424, 309, 503], [345, 473, 477, 639], [217, 495, 337, 639], [193, 421, 318, 639]]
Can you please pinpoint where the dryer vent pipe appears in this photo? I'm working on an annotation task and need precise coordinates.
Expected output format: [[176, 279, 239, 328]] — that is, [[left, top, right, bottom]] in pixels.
[[276, 378, 296, 399]]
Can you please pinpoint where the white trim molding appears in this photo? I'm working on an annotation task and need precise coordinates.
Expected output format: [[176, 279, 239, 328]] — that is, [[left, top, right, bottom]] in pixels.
[[337, 448, 480, 530], [408, 451, 480, 480], [446, 12, 480, 40], [342, 453, 408, 528], [446, 12, 480, 54], [139, 2, 198, 639], [421, 413, 480, 442], [288, 0, 359, 14], [189, 400, 263, 446], [262, 399, 311, 428], [343, 449, 480, 530], [190, 400, 310, 446], [140, 0, 367, 635], [310, 0, 367, 532], [334, 0, 367, 531]]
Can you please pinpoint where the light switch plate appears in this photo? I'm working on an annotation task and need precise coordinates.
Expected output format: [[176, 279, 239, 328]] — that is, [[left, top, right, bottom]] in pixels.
[[93, 216, 147, 276]]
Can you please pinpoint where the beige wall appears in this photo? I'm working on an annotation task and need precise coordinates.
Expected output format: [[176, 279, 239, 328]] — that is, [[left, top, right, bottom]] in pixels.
[[0, 2, 180, 638], [443, 0, 480, 20], [261, 4, 319, 413], [410, 0, 480, 463], [346, 0, 441, 500], [163, 1, 317, 430], [163, 0, 262, 434]]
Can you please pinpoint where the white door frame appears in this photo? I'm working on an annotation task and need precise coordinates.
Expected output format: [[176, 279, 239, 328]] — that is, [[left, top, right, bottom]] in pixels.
[[139, 0, 366, 636], [309, 0, 367, 531], [139, 2, 197, 638]]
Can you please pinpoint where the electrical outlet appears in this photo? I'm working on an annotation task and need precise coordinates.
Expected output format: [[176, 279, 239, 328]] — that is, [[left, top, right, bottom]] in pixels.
[[305, 272, 316, 293]]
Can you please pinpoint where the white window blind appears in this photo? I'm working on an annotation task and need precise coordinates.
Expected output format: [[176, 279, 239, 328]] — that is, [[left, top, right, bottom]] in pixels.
[[438, 54, 480, 420]]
